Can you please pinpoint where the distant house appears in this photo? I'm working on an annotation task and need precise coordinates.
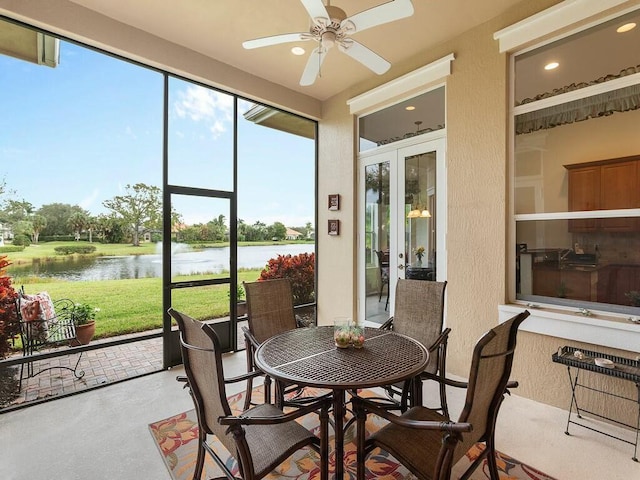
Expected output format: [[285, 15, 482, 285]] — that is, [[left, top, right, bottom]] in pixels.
[[285, 228, 303, 240]]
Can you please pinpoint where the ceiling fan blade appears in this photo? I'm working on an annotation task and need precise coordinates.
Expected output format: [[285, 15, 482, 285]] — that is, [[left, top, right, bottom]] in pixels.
[[300, 47, 327, 86], [343, 0, 414, 34], [300, 0, 329, 23], [339, 40, 390, 75], [243, 33, 307, 49]]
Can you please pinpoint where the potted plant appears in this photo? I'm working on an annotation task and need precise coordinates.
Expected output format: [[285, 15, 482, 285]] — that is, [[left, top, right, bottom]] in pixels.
[[229, 284, 247, 318], [70, 303, 99, 345], [625, 291, 640, 307]]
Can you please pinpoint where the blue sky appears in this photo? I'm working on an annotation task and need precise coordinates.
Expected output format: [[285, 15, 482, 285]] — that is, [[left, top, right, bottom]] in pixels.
[[0, 39, 315, 228]]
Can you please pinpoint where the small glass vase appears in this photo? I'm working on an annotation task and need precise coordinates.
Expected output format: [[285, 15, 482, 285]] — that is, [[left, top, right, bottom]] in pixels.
[[334, 318, 351, 348], [350, 325, 365, 348]]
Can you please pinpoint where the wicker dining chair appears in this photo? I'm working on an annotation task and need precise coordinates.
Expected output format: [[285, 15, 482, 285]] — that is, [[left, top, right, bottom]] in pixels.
[[168, 308, 330, 480], [379, 279, 450, 414], [353, 310, 530, 480], [242, 278, 307, 409]]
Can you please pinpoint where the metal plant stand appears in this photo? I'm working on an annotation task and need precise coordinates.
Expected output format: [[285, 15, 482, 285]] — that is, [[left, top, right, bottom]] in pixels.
[[552, 346, 640, 461]]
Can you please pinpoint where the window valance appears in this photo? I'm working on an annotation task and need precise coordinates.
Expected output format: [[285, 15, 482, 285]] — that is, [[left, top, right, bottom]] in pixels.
[[516, 65, 640, 134]]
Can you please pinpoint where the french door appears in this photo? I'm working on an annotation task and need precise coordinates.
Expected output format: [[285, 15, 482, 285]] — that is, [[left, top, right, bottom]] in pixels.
[[358, 137, 446, 324]]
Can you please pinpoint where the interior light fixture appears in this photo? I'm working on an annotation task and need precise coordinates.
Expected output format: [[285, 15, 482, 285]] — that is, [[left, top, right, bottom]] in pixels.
[[544, 62, 559, 70], [616, 22, 637, 33], [405, 105, 416, 111], [291, 46, 306, 55], [406, 139, 431, 219]]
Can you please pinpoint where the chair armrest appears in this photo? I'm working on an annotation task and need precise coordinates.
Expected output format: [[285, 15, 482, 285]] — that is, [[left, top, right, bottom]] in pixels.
[[420, 371, 469, 389], [224, 369, 264, 385], [241, 326, 261, 350], [427, 328, 450, 353], [420, 371, 519, 393], [219, 396, 331, 426], [352, 396, 472, 433], [379, 317, 393, 330]]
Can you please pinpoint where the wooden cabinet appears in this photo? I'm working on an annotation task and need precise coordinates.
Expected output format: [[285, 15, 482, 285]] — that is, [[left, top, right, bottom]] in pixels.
[[599, 160, 638, 231], [567, 164, 600, 232], [597, 265, 640, 305], [565, 156, 640, 232], [532, 265, 597, 301]]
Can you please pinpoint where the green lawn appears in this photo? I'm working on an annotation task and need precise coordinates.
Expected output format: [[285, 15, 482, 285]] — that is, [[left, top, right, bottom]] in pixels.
[[17, 269, 262, 339]]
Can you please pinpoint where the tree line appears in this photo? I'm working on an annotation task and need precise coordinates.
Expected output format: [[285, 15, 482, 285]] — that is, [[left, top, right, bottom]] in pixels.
[[0, 181, 313, 247]]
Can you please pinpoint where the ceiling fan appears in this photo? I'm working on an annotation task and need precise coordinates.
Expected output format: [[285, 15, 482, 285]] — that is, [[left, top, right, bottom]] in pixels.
[[242, 0, 414, 86]]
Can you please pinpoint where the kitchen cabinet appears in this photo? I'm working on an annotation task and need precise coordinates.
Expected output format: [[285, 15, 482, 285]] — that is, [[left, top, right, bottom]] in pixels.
[[599, 160, 638, 231], [597, 265, 640, 305], [566, 164, 600, 232], [531, 265, 598, 301], [565, 156, 640, 232]]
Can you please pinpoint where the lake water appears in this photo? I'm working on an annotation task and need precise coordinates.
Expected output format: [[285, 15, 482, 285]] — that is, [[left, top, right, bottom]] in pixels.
[[10, 244, 315, 281]]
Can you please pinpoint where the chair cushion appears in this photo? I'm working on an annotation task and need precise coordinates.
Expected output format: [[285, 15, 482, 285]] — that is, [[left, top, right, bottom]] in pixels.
[[242, 403, 317, 478], [367, 407, 452, 480], [19, 292, 55, 342]]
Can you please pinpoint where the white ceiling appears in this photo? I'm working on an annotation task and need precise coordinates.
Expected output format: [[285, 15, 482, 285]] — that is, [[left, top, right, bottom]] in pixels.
[[68, 0, 527, 101]]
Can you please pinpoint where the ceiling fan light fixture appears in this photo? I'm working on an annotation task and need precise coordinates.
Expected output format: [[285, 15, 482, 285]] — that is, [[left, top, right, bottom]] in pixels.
[[321, 30, 337, 48], [291, 46, 306, 55]]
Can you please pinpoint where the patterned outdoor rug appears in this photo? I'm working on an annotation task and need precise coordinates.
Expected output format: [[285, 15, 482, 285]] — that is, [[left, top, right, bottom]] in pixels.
[[149, 386, 556, 480]]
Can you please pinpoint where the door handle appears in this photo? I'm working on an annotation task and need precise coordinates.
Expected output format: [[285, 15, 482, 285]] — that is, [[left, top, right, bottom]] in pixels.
[[398, 264, 404, 270]]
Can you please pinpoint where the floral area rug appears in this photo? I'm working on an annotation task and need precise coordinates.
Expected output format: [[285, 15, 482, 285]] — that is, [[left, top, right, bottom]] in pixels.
[[149, 386, 556, 480]]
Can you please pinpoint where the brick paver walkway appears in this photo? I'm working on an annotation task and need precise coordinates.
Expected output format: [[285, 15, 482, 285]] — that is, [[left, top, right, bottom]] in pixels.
[[7, 321, 248, 408]]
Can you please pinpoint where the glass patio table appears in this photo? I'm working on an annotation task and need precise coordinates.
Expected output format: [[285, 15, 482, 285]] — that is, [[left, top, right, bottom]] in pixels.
[[254, 325, 429, 479]]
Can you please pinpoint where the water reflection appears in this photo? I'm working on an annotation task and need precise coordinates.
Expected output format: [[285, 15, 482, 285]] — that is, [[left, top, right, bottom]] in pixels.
[[9, 244, 314, 281]]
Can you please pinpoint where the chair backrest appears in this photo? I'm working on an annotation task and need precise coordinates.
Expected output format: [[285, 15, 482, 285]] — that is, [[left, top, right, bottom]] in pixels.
[[167, 308, 237, 457], [375, 250, 389, 268], [392, 279, 447, 374], [245, 279, 297, 344], [454, 311, 530, 459]]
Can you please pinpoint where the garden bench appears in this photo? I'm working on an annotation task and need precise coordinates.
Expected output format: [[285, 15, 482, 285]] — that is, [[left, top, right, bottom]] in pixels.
[[15, 289, 85, 390]]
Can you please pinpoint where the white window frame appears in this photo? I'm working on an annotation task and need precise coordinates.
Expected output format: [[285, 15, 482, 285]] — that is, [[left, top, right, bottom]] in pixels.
[[496, 1, 640, 351]]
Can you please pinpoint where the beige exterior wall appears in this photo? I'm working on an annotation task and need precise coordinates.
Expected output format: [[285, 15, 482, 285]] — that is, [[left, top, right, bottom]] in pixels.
[[318, 0, 639, 422]]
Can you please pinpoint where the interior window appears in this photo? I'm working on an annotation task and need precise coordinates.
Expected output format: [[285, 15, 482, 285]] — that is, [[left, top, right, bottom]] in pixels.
[[513, 9, 640, 314]]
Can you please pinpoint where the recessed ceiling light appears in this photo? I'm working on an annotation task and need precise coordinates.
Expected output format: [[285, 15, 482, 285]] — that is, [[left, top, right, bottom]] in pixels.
[[617, 22, 637, 33], [291, 47, 305, 56], [405, 105, 416, 111], [544, 62, 559, 71]]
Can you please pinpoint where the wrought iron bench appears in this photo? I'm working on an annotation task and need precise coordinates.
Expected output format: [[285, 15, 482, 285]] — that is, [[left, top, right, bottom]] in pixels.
[[16, 289, 85, 390]]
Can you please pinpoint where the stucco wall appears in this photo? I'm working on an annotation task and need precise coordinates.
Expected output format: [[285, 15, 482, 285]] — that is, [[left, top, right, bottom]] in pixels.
[[318, 0, 640, 423]]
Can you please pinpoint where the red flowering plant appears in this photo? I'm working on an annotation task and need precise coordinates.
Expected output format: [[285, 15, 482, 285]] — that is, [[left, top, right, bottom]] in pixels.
[[0, 255, 20, 359], [259, 252, 315, 305]]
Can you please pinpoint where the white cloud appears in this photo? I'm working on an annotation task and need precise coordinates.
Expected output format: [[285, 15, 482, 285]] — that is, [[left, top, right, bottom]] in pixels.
[[79, 188, 100, 211], [174, 86, 234, 138], [125, 126, 137, 139]]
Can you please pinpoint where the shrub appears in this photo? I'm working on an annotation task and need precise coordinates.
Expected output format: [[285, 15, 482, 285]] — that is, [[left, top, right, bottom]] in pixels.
[[259, 252, 315, 305], [54, 245, 97, 255], [11, 235, 31, 247], [0, 256, 19, 359], [0, 246, 24, 254]]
